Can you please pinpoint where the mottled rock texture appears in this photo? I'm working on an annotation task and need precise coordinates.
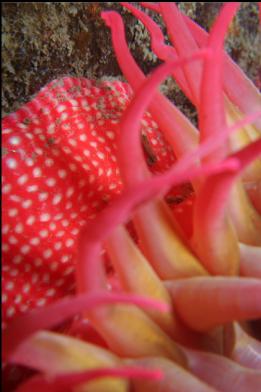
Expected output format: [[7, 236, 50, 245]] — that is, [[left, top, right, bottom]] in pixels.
[[2, 2, 260, 121]]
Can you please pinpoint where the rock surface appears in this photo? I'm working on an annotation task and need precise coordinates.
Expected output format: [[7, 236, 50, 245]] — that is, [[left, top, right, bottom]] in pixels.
[[2, 2, 260, 120]]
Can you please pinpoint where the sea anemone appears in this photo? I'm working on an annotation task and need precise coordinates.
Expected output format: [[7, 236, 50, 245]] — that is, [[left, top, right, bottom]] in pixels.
[[2, 2, 261, 391]]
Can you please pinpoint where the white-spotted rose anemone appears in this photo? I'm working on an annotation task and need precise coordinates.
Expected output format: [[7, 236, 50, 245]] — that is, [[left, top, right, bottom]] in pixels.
[[2, 2, 261, 391]]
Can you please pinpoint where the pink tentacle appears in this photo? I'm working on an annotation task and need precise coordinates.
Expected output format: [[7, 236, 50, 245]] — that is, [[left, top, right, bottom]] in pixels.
[[3, 293, 169, 361]]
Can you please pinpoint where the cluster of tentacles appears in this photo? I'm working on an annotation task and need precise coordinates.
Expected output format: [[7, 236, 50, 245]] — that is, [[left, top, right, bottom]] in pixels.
[[2, 2, 261, 392]]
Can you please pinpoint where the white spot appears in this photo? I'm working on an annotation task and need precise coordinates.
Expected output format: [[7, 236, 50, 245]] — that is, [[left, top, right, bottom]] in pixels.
[[69, 163, 77, 172], [106, 131, 115, 140], [79, 134, 87, 141], [90, 141, 97, 148], [141, 119, 148, 127], [27, 184, 38, 192], [61, 255, 70, 263], [9, 136, 21, 146], [65, 201, 72, 209], [58, 170, 67, 178], [10, 195, 21, 202], [69, 99, 79, 107], [109, 183, 117, 190], [37, 298, 46, 307], [34, 128, 43, 135], [7, 158, 17, 169], [45, 158, 54, 167], [10, 268, 18, 277], [2, 244, 9, 252], [46, 178, 56, 187], [83, 149, 90, 157], [2, 294, 7, 303], [14, 223, 24, 234], [35, 148, 43, 155], [54, 213, 63, 221], [63, 146, 71, 154], [34, 258, 43, 267], [61, 219, 69, 227], [18, 174, 29, 185], [57, 104, 66, 113], [60, 112, 68, 121], [25, 132, 33, 139], [54, 242, 62, 250], [41, 106, 50, 115], [3, 265, 10, 272], [62, 123, 70, 131], [64, 266, 74, 276], [77, 122, 85, 130], [66, 187, 74, 198], [25, 158, 34, 167], [46, 288, 56, 296], [14, 294, 22, 304], [97, 151, 105, 160], [26, 214, 35, 225], [55, 278, 65, 287], [21, 245, 31, 254], [33, 167, 42, 177], [22, 199, 32, 209], [6, 281, 14, 291], [40, 213, 51, 222], [2, 224, 10, 234], [92, 160, 99, 167], [22, 283, 31, 294], [82, 163, 90, 171], [65, 239, 74, 247], [3, 184, 12, 193], [6, 307, 15, 318], [47, 124, 55, 134], [43, 249, 52, 259], [9, 236, 18, 244], [68, 138, 77, 147], [50, 262, 58, 271], [13, 255, 22, 264], [39, 229, 49, 238], [49, 222, 56, 231], [52, 193, 62, 205], [20, 304, 29, 312], [39, 192, 49, 202], [8, 208, 18, 217], [30, 237, 40, 246], [3, 128, 12, 134]]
